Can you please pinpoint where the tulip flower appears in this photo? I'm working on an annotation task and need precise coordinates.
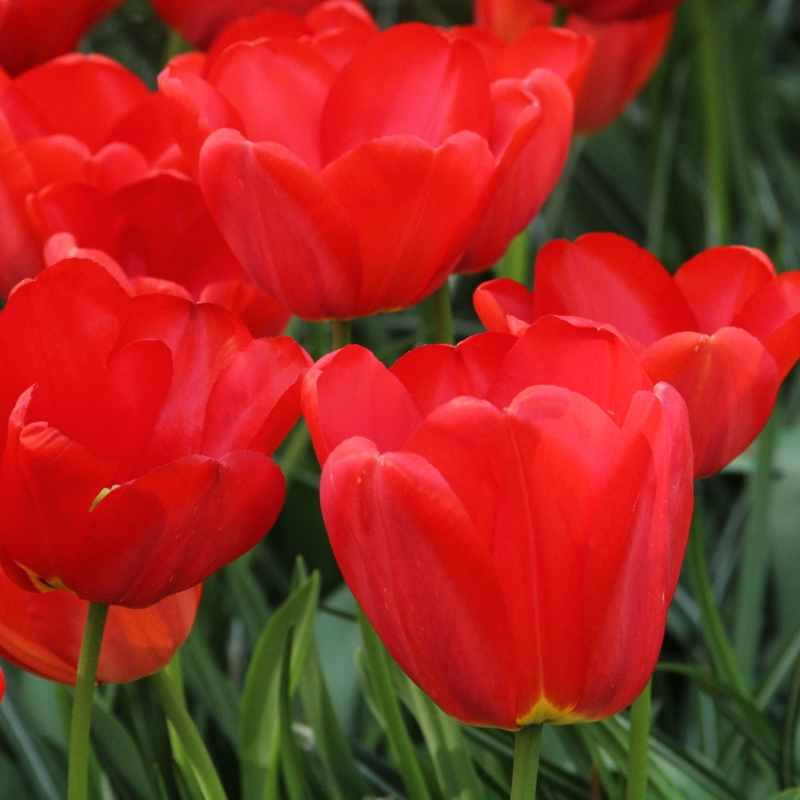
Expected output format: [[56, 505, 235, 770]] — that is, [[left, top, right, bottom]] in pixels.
[[474, 0, 673, 132], [150, 0, 342, 49], [0, 259, 312, 608], [0, 54, 290, 337], [0, 568, 201, 683], [474, 234, 800, 477], [159, 22, 576, 318], [0, 0, 123, 75], [303, 316, 693, 727]]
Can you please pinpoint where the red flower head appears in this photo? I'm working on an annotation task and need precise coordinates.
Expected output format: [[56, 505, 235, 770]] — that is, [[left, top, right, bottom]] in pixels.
[[474, 234, 800, 477], [0, 0, 123, 76], [474, 0, 674, 133], [549, 0, 683, 22], [0, 569, 201, 683], [302, 317, 693, 728], [159, 21, 576, 319], [0, 54, 290, 337], [0, 259, 312, 607]]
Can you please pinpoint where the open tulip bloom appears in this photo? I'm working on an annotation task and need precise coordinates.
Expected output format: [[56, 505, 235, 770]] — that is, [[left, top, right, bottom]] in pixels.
[[302, 315, 693, 730], [474, 233, 800, 477], [158, 20, 576, 319]]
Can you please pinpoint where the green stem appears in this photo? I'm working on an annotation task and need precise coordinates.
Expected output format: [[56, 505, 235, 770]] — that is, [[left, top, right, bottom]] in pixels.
[[148, 670, 229, 800], [431, 282, 454, 345], [551, 4, 568, 26], [331, 320, 351, 351], [510, 724, 543, 800], [357, 611, 432, 800], [692, 0, 731, 246], [624, 680, 652, 800], [67, 602, 109, 800], [497, 231, 531, 286]]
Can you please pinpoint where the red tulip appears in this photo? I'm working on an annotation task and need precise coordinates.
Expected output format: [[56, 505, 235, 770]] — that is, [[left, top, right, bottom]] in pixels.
[[0, 259, 312, 607], [474, 0, 674, 133], [303, 317, 693, 727], [0, 54, 290, 336], [159, 22, 575, 318], [150, 0, 350, 49], [0, 0, 123, 76], [474, 234, 800, 477], [0, 568, 201, 683]]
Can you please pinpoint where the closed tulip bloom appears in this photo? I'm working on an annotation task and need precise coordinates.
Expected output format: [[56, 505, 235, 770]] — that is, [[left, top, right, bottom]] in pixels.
[[0, 259, 311, 607], [548, 0, 682, 22], [303, 317, 693, 727], [474, 0, 674, 132], [159, 22, 575, 318], [474, 234, 800, 477], [0, 0, 123, 75], [0, 569, 201, 683]]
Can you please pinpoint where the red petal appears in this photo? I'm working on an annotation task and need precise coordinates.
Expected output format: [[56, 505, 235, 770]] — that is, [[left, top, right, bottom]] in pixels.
[[640, 328, 780, 477], [488, 315, 653, 421], [321, 132, 496, 315], [199, 280, 291, 338], [403, 387, 621, 723], [301, 345, 423, 465], [673, 245, 776, 334], [534, 233, 698, 347], [202, 336, 311, 457], [321, 438, 518, 727], [207, 38, 336, 171], [569, 12, 673, 133], [733, 271, 800, 381], [458, 69, 573, 272], [200, 129, 362, 320], [320, 23, 491, 162], [473, 278, 535, 335], [390, 333, 517, 415], [79, 451, 285, 606], [558, 0, 681, 23], [575, 383, 692, 719], [106, 93, 182, 168], [1, 54, 149, 151], [473, 0, 554, 43]]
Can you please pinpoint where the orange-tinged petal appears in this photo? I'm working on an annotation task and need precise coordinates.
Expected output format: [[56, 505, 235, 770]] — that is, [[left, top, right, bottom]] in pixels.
[[473, 277, 535, 335]]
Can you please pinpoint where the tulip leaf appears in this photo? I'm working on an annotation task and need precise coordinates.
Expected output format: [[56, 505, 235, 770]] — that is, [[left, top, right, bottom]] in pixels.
[[90, 702, 157, 800], [769, 791, 800, 800], [357, 611, 433, 800], [298, 640, 369, 800], [658, 663, 780, 765], [239, 572, 320, 800]]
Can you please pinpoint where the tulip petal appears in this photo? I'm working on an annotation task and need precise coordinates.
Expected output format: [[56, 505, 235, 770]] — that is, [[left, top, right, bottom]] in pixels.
[[200, 129, 363, 320], [302, 346, 423, 465], [202, 336, 311, 457], [199, 280, 291, 339], [473, 277, 535, 335], [320, 23, 491, 162], [0, 54, 150, 151], [488, 315, 653, 422], [403, 388, 621, 723], [207, 38, 336, 171], [390, 333, 517, 415], [322, 437, 518, 728], [673, 245, 776, 334], [80, 451, 284, 606], [321, 132, 496, 315], [640, 328, 779, 477], [534, 234, 698, 347]]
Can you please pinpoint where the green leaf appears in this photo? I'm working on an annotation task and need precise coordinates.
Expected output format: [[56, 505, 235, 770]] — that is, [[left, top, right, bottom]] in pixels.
[[90, 702, 157, 800], [239, 572, 320, 800], [658, 663, 780, 764]]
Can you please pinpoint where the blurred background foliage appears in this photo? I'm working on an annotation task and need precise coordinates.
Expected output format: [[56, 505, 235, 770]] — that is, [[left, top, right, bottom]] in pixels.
[[4, 0, 800, 798]]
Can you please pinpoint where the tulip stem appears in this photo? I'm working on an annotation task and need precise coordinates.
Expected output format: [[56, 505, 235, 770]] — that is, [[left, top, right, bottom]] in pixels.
[[624, 679, 652, 800], [67, 602, 109, 800], [510, 724, 543, 800], [148, 670, 229, 800], [431, 281, 454, 345], [552, 5, 568, 26], [332, 320, 351, 351]]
